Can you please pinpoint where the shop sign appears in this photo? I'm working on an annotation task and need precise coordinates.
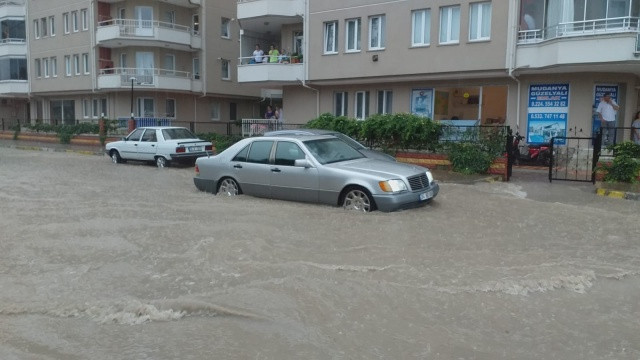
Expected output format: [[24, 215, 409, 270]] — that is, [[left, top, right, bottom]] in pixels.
[[411, 89, 434, 119], [527, 83, 569, 145]]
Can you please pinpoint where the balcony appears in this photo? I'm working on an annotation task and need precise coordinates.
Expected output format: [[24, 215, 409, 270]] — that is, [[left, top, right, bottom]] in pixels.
[[237, 0, 303, 19], [237, 58, 303, 83], [0, 80, 27, 95], [96, 19, 201, 52], [516, 17, 640, 70], [97, 68, 196, 92], [0, 38, 26, 57], [97, 0, 198, 8], [0, 0, 25, 18]]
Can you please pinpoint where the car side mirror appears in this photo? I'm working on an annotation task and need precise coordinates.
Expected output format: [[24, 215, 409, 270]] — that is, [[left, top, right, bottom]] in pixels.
[[294, 159, 312, 168]]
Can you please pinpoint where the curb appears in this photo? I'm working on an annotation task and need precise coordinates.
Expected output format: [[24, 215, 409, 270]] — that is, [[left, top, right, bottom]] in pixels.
[[595, 187, 640, 201], [1, 143, 104, 156]]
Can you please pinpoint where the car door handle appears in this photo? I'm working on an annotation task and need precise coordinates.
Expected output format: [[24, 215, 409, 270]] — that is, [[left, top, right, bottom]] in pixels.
[[271, 168, 281, 172], [233, 164, 243, 169]]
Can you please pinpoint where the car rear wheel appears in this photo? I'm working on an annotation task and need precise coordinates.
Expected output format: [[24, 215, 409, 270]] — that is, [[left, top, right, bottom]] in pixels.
[[342, 187, 374, 212], [110, 150, 123, 164], [218, 178, 240, 196], [155, 156, 169, 168]]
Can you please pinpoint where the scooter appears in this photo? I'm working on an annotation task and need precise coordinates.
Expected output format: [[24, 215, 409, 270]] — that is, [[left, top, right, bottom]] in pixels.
[[512, 132, 551, 166]]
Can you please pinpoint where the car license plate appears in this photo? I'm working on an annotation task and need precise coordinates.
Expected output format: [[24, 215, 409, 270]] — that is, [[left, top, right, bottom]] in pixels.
[[188, 146, 202, 152], [419, 191, 433, 201]]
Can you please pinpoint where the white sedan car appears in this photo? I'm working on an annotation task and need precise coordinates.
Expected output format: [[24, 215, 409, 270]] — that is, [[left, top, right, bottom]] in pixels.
[[106, 126, 213, 168]]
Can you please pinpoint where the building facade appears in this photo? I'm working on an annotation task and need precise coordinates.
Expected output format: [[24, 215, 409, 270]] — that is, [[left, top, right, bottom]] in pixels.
[[0, 0, 28, 124], [25, 0, 263, 133], [237, 0, 640, 145]]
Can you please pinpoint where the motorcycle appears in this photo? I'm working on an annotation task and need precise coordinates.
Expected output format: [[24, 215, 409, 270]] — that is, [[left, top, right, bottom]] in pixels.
[[511, 132, 551, 166]]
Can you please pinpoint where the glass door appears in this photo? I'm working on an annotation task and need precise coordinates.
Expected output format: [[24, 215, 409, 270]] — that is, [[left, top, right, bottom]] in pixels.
[[136, 52, 154, 84], [135, 6, 153, 36]]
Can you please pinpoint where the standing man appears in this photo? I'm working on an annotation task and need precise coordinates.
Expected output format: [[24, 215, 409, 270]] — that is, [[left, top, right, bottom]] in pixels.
[[596, 92, 619, 145], [251, 44, 264, 64], [632, 111, 640, 145]]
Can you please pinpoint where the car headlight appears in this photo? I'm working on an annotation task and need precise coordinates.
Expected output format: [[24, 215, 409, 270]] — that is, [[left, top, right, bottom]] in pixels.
[[426, 171, 434, 184], [378, 179, 407, 192]]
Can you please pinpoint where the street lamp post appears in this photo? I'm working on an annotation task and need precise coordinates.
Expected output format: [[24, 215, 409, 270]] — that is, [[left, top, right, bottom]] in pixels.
[[128, 77, 136, 132]]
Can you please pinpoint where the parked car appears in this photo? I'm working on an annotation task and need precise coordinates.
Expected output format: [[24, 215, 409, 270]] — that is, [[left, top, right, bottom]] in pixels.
[[263, 128, 397, 162], [193, 135, 439, 212], [106, 126, 213, 168]]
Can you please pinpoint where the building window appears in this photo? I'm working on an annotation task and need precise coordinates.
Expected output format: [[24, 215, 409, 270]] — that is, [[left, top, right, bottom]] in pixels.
[[81, 9, 88, 31], [1, 20, 26, 41], [470, 2, 491, 41], [100, 98, 108, 117], [165, 99, 176, 118], [0, 58, 28, 81], [221, 59, 230, 80], [221, 17, 230, 38], [72, 11, 78, 32], [324, 21, 338, 54], [51, 57, 57, 77], [345, 18, 361, 52], [43, 58, 49, 78], [210, 102, 220, 120], [82, 53, 89, 74], [355, 91, 370, 120], [49, 16, 55, 36], [35, 58, 41, 77], [63, 13, 69, 34], [163, 10, 176, 24], [83, 99, 90, 118], [73, 54, 80, 75], [412, 9, 431, 46], [41, 18, 47, 37], [34, 20, 40, 39], [163, 54, 175, 75], [369, 15, 385, 50], [120, 53, 127, 68], [439, 5, 460, 44], [137, 98, 155, 117], [377, 90, 393, 114], [334, 92, 348, 116], [193, 58, 200, 79], [92, 99, 99, 118], [65, 55, 71, 76]]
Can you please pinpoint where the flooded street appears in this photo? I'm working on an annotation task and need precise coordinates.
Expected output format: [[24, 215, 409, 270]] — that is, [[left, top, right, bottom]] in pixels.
[[1, 147, 639, 359]]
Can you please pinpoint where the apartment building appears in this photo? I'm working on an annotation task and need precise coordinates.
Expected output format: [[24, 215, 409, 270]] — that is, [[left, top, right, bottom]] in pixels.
[[0, 0, 28, 123], [237, 0, 640, 144], [27, 0, 262, 133]]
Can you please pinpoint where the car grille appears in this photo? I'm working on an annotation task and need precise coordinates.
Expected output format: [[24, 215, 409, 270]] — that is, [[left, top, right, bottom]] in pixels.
[[407, 174, 430, 191]]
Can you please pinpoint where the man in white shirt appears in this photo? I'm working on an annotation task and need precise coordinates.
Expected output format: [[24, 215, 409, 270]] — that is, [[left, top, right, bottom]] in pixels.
[[252, 44, 264, 64], [596, 92, 619, 145]]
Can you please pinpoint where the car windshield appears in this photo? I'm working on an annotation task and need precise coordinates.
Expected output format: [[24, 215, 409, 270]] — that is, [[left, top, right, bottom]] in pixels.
[[303, 138, 365, 164], [162, 128, 196, 140], [331, 132, 366, 150]]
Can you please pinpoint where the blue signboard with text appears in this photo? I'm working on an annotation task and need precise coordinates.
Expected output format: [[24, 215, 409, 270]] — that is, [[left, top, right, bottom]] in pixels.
[[527, 84, 569, 145]]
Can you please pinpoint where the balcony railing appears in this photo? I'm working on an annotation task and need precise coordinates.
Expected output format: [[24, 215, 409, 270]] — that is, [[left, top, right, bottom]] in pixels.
[[97, 19, 194, 37], [98, 67, 192, 86], [518, 16, 640, 44], [0, 0, 24, 6], [0, 38, 26, 44]]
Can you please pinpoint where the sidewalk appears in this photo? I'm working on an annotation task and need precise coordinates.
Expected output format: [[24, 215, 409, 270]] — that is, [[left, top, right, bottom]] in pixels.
[[0, 138, 106, 156]]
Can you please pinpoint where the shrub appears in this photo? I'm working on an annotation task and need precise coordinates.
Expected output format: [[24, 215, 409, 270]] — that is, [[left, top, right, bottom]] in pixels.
[[197, 133, 242, 153], [598, 142, 640, 183], [447, 142, 494, 174]]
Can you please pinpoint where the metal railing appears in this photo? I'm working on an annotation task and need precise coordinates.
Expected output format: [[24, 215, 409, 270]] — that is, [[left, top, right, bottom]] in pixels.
[[241, 119, 307, 137], [0, 38, 26, 44], [97, 19, 194, 37], [98, 67, 192, 85], [238, 55, 302, 65], [518, 16, 640, 44], [0, 0, 24, 6]]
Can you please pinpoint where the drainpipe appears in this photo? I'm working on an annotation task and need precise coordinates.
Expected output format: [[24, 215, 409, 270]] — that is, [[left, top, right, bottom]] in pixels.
[[90, 0, 96, 94], [507, 0, 521, 132], [300, 0, 319, 117]]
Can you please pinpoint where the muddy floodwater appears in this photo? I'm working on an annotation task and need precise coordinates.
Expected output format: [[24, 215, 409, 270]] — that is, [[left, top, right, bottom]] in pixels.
[[0, 148, 639, 359]]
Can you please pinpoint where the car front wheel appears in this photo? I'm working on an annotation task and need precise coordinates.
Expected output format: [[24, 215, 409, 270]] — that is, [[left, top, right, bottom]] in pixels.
[[342, 187, 374, 212], [110, 150, 123, 164], [218, 178, 239, 196], [155, 156, 169, 168]]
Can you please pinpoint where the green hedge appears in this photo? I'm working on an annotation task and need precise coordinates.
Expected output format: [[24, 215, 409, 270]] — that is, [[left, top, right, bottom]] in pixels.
[[598, 142, 640, 183]]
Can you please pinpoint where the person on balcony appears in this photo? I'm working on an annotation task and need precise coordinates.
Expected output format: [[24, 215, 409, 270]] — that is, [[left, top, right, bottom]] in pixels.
[[632, 111, 640, 145], [251, 44, 264, 64], [268, 44, 279, 63], [596, 92, 619, 146]]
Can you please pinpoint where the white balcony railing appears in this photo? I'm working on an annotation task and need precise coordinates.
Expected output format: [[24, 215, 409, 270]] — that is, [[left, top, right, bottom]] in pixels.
[[97, 19, 193, 37], [0, 38, 26, 44], [98, 67, 195, 91], [518, 16, 640, 44], [0, 0, 24, 6]]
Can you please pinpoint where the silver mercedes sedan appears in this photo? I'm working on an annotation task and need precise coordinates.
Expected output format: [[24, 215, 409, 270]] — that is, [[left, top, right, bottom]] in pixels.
[[193, 135, 439, 212]]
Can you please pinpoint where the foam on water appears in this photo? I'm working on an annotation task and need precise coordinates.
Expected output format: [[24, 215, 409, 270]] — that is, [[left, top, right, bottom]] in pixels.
[[0, 297, 260, 325]]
